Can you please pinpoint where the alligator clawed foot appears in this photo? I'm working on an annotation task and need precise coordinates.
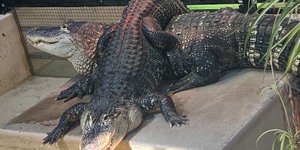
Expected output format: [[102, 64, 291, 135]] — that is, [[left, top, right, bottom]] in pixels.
[[42, 131, 60, 145], [56, 88, 81, 102], [167, 78, 194, 93], [167, 84, 176, 92], [168, 114, 189, 127], [56, 84, 89, 102], [167, 83, 186, 94], [56, 76, 94, 102]]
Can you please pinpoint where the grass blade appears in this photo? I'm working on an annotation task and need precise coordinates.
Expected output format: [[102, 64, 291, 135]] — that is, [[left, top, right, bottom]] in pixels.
[[285, 30, 300, 74]]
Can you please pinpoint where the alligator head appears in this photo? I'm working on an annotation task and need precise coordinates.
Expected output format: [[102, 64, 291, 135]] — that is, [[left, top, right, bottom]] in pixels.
[[80, 102, 143, 150], [27, 21, 111, 75]]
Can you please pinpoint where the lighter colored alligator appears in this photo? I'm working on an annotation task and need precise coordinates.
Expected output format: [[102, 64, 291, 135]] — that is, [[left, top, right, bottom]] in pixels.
[[27, 21, 112, 75]]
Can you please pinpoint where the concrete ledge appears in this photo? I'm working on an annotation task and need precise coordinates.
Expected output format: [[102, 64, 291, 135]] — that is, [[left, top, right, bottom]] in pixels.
[[0, 69, 292, 150]]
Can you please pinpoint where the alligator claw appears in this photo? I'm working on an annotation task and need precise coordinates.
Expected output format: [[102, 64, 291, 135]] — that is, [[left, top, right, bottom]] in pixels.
[[42, 125, 68, 145], [168, 114, 189, 127], [43, 131, 60, 145], [56, 84, 90, 102], [167, 83, 185, 94], [56, 76, 95, 102], [56, 89, 78, 102]]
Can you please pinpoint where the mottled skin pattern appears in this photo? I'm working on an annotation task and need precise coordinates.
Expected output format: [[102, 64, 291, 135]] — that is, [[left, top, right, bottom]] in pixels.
[[42, 0, 190, 149], [160, 10, 299, 93], [28, 8, 299, 148], [30, 8, 299, 94], [27, 21, 112, 75], [27, 8, 299, 95]]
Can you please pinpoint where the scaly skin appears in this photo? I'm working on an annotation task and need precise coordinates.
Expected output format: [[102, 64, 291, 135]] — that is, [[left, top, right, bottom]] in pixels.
[[152, 10, 299, 93], [29, 9, 299, 149], [27, 8, 300, 95], [27, 21, 112, 75], [41, 0, 190, 149]]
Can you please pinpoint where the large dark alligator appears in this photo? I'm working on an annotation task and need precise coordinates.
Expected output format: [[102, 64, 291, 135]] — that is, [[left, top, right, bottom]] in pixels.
[[148, 9, 299, 93], [28, 8, 300, 95], [36, 0, 190, 149], [26, 7, 300, 149]]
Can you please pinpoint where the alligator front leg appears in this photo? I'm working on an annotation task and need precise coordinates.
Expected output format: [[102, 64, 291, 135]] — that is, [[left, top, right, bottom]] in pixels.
[[56, 24, 119, 102], [56, 65, 106, 102], [168, 42, 222, 93], [138, 93, 188, 127], [43, 103, 86, 144], [56, 76, 95, 102]]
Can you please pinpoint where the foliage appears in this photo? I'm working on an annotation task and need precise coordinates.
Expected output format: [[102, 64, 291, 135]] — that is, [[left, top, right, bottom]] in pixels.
[[246, 0, 300, 149], [245, 0, 300, 74]]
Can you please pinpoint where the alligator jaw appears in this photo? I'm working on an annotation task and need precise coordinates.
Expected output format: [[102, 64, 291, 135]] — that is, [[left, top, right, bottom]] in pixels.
[[27, 36, 60, 47], [80, 110, 128, 150], [80, 103, 143, 150], [27, 27, 76, 58], [81, 128, 116, 150], [81, 130, 115, 150]]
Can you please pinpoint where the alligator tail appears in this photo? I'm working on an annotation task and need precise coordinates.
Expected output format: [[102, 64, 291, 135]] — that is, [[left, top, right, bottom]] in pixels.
[[235, 14, 299, 75]]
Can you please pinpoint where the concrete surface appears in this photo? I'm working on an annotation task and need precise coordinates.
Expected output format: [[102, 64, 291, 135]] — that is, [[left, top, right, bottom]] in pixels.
[[0, 76, 69, 128], [0, 13, 31, 95], [0, 69, 292, 150]]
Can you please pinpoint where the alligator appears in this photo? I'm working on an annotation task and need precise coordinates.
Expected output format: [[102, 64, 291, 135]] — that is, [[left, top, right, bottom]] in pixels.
[[27, 21, 113, 75], [143, 9, 300, 93], [28, 7, 300, 95], [38, 0, 190, 149], [27, 8, 300, 149]]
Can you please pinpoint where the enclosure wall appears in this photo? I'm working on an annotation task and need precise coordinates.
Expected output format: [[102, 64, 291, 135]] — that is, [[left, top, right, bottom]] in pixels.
[[0, 13, 31, 95]]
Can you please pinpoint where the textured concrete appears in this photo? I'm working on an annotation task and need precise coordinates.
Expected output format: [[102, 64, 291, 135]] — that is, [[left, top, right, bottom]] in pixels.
[[0, 76, 69, 128], [0, 69, 292, 150], [0, 13, 31, 95]]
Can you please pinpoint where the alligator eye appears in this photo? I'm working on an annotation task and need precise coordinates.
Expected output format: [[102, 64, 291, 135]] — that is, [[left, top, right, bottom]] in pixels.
[[84, 115, 93, 128], [61, 24, 67, 29], [103, 114, 108, 121], [60, 24, 70, 33]]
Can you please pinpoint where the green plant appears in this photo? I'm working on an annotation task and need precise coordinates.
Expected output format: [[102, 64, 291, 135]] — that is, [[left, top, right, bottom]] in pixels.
[[244, 0, 300, 149], [245, 0, 300, 74], [257, 129, 297, 150], [256, 78, 298, 150]]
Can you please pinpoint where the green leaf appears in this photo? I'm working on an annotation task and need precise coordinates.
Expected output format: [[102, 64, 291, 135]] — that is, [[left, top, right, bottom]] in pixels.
[[244, 0, 279, 55], [285, 30, 300, 74]]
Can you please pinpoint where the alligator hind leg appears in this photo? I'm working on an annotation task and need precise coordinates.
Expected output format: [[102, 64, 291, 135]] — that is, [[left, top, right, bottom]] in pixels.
[[142, 16, 188, 69], [138, 93, 188, 127], [43, 103, 86, 144], [168, 42, 222, 93], [96, 23, 119, 53], [142, 16, 179, 51]]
